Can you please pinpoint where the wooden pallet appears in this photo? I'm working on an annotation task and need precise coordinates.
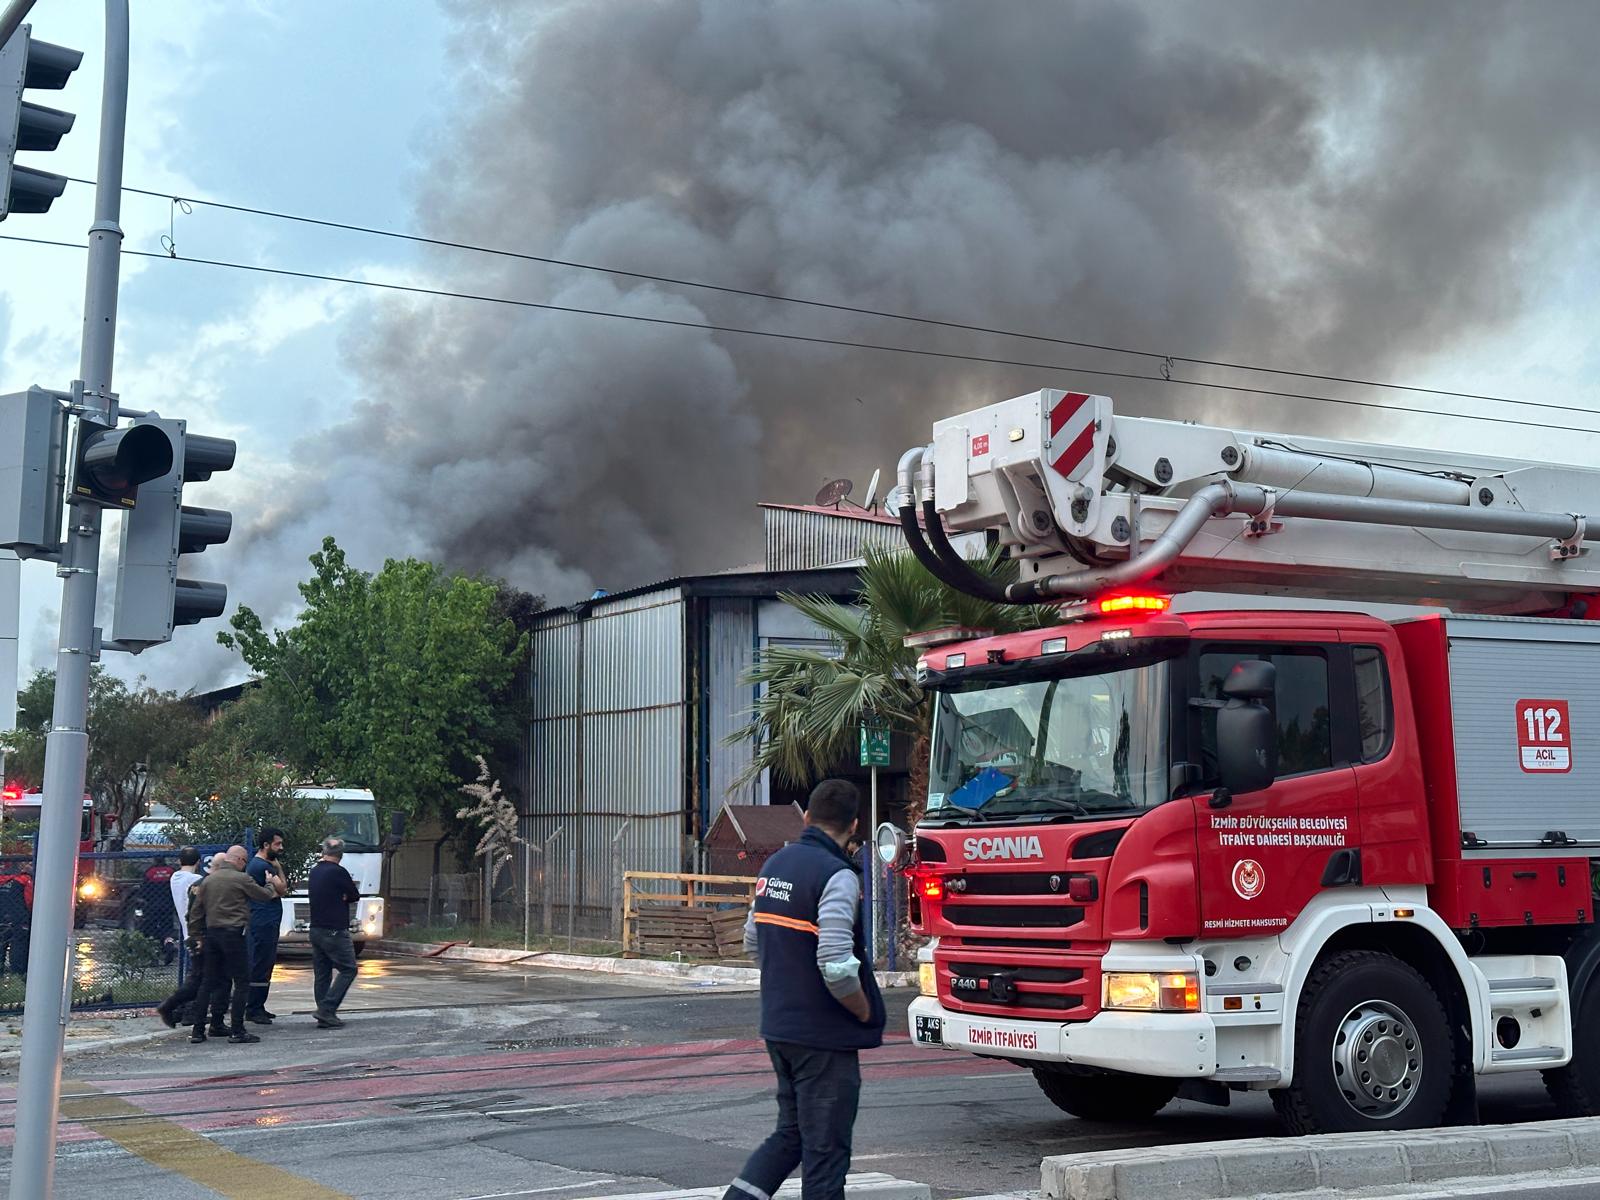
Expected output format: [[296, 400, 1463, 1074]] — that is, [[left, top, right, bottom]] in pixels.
[[633, 905, 749, 960], [622, 871, 758, 958]]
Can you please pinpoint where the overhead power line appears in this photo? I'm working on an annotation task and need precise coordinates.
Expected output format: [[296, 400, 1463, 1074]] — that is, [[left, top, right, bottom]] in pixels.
[[4, 230, 1600, 440], [61, 175, 1600, 421]]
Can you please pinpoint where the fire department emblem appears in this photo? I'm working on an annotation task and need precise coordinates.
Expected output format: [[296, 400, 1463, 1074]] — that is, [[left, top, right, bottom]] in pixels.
[[1231, 859, 1265, 901]]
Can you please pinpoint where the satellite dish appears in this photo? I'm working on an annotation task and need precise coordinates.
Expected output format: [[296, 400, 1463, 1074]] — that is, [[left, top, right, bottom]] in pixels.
[[862, 469, 882, 512], [815, 478, 853, 507]]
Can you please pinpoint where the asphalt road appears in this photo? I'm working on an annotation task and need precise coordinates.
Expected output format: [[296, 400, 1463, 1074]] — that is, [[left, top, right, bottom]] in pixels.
[[0, 955, 1582, 1200]]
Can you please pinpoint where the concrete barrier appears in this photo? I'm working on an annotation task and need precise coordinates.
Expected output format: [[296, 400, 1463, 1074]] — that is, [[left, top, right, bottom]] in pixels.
[[372, 939, 916, 988], [1040, 1118, 1600, 1199], [574, 1172, 931, 1199]]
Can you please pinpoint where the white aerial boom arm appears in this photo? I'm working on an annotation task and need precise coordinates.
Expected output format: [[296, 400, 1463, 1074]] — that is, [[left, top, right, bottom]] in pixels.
[[895, 389, 1600, 614]]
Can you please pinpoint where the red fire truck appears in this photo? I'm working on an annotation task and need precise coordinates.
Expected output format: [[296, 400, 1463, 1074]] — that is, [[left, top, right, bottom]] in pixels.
[[0, 784, 95, 858], [881, 389, 1600, 1134]]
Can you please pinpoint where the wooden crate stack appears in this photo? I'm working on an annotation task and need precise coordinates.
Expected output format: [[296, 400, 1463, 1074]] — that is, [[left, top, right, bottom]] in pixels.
[[633, 906, 749, 959], [622, 872, 758, 960]]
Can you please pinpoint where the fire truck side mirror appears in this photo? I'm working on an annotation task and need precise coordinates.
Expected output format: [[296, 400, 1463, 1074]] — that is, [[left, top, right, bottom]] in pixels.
[[1222, 660, 1276, 701], [1217, 660, 1278, 794]]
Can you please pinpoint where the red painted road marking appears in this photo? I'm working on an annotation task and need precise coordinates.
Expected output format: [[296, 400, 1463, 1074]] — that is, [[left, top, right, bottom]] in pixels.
[[0, 1036, 1013, 1145]]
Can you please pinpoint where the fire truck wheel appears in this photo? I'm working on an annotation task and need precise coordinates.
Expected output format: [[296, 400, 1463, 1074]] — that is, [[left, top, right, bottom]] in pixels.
[[1272, 950, 1452, 1134], [1032, 1067, 1178, 1121], [1544, 982, 1600, 1116]]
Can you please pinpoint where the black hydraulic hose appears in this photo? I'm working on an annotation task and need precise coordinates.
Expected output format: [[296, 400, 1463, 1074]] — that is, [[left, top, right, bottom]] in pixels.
[[897, 499, 961, 586], [921, 498, 1013, 604]]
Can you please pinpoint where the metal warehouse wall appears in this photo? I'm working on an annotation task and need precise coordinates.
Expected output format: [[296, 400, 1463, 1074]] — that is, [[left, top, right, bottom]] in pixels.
[[762, 507, 903, 571], [524, 588, 688, 924], [705, 597, 759, 817]]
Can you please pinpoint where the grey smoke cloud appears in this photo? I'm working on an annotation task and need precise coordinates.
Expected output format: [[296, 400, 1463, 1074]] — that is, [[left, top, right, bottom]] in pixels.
[[204, 0, 1600, 681]]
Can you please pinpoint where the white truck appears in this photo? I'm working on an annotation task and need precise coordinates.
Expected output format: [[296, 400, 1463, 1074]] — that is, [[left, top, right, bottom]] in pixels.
[[278, 787, 388, 953]]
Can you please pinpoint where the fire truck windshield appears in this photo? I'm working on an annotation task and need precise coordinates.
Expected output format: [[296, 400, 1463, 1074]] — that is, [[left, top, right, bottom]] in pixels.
[[926, 660, 1170, 822]]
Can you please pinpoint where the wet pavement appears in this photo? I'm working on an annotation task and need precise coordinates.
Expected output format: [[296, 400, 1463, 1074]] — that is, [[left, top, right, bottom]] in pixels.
[[0, 954, 1573, 1200]]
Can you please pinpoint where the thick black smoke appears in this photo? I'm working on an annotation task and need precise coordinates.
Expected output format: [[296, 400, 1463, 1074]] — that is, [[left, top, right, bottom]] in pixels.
[[229, 0, 1600, 633]]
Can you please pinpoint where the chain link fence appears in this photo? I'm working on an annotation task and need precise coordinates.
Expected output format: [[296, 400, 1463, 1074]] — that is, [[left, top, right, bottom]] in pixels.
[[0, 847, 225, 1015]]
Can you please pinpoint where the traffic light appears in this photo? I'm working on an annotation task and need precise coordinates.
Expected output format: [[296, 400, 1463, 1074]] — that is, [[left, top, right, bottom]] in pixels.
[[71, 418, 173, 509], [0, 24, 83, 219], [0, 387, 67, 556], [111, 415, 236, 650]]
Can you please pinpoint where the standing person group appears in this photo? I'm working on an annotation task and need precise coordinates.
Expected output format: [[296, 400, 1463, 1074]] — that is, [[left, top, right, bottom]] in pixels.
[[155, 833, 365, 1040], [186, 843, 285, 1044], [724, 779, 886, 1200]]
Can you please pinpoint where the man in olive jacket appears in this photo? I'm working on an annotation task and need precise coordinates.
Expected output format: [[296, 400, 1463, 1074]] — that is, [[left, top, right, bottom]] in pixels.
[[191, 846, 286, 1044]]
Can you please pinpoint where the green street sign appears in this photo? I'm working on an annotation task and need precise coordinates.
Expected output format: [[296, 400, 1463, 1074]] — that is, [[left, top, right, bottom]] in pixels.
[[859, 722, 891, 768]]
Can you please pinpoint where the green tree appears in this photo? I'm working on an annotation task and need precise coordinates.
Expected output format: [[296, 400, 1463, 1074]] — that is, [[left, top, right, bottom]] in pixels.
[[218, 537, 533, 827], [1, 667, 206, 838], [158, 703, 329, 879], [730, 548, 1056, 825]]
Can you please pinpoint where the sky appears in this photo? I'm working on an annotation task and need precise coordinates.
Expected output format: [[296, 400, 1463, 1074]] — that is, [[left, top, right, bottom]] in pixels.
[[2, 0, 453, 691], [5, 1, 1600, 702]]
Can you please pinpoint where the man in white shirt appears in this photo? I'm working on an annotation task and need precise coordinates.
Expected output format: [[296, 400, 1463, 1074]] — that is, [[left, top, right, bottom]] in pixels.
[[155, 846, 207, 1030], [168, 846, 203, 943]]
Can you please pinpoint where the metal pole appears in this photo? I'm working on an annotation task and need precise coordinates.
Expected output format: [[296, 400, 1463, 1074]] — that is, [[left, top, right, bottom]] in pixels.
[[522, 841, 530, 952], [12, 5, 128, 1196], [609, 821, 630, 944], [868, 765, 878, 966], [565, 842, 576, 949], [0, 0, 39, 49], [541, 827, 561, 937]]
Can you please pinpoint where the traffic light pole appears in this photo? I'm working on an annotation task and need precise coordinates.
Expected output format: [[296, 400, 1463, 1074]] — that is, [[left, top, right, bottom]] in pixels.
[[10, 2, 128, 1196], [0, 0, 40, 51]]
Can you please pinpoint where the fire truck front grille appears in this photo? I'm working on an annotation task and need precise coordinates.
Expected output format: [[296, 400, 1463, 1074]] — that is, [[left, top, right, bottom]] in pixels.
[[945, 960, 1088, 1012], [950, 936, 1076, 950], [956, 874, 1066, 896], [949, 961, 1082, 985], [942, 903, 1084, 928]]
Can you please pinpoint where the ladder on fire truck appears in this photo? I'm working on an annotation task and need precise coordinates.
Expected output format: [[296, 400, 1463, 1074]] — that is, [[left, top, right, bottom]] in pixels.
[[895, 389, 1600, 615]]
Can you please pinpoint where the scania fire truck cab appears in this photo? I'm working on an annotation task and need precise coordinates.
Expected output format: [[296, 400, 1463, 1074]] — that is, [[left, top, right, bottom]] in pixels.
[[885, 389, 1600, 1135]]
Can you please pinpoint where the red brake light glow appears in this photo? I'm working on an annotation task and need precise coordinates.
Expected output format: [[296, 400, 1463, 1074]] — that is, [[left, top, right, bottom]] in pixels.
[[1097, 594, 1170, 615]]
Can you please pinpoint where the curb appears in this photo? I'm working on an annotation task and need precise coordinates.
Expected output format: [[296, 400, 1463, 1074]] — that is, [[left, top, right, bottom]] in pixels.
[[571, 1172, 931, 1199], [0, 1022, 172, 1070], [1040, 1117, 1600, 1199], [373, 940, 916, 988]]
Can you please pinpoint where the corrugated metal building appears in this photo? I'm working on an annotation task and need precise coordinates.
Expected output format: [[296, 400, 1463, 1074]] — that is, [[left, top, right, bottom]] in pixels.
[[522, 503, 918, 928], [523, 567, 860, 926], [760, 503, 905, 572]]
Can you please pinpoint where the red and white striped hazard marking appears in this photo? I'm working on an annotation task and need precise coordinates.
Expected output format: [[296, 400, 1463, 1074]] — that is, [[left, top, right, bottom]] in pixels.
[[1048, 392, 1097, 481]]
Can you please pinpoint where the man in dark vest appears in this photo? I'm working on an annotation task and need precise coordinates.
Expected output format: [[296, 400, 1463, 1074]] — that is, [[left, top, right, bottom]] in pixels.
[[723, 779, 886, 1200]]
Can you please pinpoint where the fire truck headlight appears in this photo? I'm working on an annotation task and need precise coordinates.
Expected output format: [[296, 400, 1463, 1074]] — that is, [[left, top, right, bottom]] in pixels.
[[76, 879, 101, 900], [1104, 971, 1200, 1013], [919, 963, 937, 996]]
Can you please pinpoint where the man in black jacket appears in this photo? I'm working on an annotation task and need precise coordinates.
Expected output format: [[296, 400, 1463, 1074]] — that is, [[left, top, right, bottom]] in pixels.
[[723, 779, 886, 1200], [306, 837, 362, 1028]]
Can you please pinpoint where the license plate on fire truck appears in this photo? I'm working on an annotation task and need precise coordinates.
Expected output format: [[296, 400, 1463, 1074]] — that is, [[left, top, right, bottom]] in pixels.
[[937, 1015, 1062, 1057], [915, 1015, 943, 1045]]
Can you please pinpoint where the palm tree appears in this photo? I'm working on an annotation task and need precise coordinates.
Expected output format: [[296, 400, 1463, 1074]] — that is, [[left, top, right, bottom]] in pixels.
[[730, 547, 1056, 828]]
